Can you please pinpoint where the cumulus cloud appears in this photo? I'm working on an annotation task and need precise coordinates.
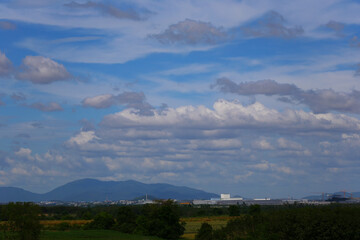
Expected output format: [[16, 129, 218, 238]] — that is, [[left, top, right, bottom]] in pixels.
[[0, 51, 13, 77], [16, 56, 71, 84], [241, 11, 304, 39], [28, 102, 64, 112], [149, 19, 228, 45], [14, 148, 34, 160], [214, 78, 360, 114], [82, 92, 154, 115], [0, 21, 16, 30], [64, 1, 147, 21]]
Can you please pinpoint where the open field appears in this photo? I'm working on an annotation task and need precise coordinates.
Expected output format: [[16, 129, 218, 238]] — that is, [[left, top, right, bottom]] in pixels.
[[181, 216, 238, 240], [40, 230, 163, 240]]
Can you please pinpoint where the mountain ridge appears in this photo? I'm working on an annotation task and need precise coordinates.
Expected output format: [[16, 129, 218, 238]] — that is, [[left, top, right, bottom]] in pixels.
[[0, 178, 219, 203]]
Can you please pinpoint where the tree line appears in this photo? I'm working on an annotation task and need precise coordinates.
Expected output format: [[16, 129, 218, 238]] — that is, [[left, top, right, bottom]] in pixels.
[[0, 200, 185, 240]]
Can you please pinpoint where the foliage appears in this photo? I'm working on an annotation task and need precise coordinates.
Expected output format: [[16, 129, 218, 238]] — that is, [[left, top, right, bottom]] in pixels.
[[195, 223, 213, 240], [84, 212, 115, 230], [228, 205, 240, 216], [115, 206, 137, 233], [195, 204, 360, 240], [1, 202, 42, 240]]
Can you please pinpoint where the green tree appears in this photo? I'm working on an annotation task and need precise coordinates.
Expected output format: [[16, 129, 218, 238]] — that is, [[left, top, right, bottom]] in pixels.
[[136, 200, 185, 240], [2, 202, 41, 240], [115, 206, 137, 233]]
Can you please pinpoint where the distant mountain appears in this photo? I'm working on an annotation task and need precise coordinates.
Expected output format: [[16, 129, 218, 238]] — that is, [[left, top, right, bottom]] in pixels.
[[0, 187, 42, 202], [303, 192, 360, 200], [0, 179, 219, 203]]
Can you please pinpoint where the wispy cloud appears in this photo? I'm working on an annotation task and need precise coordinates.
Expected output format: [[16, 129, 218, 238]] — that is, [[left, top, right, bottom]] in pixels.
[[82, 92, 154, 115], [324, 20, 345, 36], [27, 102, 64, 112], [0, 20, 16, 30], [11, 92, 26, 102], [241, 11, 304, 39], [149, 19, 228, 45], [64, 1, 148, 21], [214, 78, 360, 114]]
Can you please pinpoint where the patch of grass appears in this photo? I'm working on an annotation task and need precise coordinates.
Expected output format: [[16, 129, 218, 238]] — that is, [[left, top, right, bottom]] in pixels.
[[40, 230, 164, 240]]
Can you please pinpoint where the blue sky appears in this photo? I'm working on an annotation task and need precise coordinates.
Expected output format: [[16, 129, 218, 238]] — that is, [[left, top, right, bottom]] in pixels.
[[1, 0, 360, 198]]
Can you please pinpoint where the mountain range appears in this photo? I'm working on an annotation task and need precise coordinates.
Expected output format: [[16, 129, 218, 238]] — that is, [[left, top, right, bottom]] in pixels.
[[0, 178, 219, 203]]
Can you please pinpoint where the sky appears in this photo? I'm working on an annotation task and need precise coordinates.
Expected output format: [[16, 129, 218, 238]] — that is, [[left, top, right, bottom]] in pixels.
[[1, 0, 360, 199]]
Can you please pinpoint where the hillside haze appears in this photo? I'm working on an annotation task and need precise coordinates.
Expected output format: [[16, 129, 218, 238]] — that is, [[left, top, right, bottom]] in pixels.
[[0, 179, 219, 202]]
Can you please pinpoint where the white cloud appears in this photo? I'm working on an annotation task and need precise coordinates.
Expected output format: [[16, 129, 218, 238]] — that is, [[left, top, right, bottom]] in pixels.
[[16, 56, 71, 84], [67, 131, 100, 146], [252, 139, 274, 150], [82, 94, 114, 108]]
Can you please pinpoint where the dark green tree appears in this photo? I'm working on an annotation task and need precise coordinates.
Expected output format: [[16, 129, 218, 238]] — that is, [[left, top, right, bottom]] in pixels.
[[195, 222, 213, 240], [85, 212, 115, 230]]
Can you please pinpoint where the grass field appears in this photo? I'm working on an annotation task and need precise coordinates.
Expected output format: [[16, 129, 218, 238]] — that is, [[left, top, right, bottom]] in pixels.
[[181, 216, 236, 239], [40, 230, 163, 240]]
